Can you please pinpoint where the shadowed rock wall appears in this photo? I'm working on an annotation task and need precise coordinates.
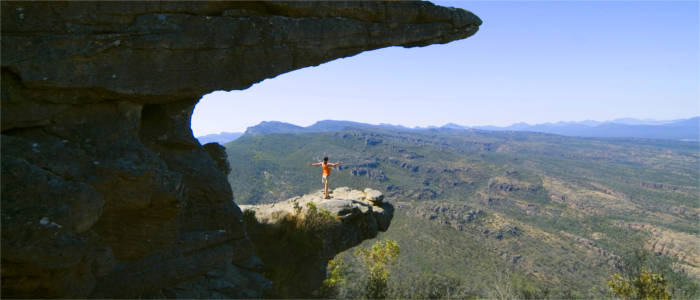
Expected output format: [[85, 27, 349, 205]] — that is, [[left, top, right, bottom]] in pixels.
[[1, 1, 480, 298]]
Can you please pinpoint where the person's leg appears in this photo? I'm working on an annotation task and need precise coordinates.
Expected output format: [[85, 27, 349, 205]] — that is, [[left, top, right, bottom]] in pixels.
[[323, 176, 329, 198]]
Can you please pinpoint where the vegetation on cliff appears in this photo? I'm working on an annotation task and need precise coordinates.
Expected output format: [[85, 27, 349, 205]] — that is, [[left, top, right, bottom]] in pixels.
[[355, 240, 401, 299]]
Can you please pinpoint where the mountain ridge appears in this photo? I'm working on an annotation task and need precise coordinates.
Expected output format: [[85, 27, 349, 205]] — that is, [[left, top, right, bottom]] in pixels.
[[237, 117, 699, 141], [196, 132, 243, 145], [471, 117, 699, 140], [242, 120, 407, 137]]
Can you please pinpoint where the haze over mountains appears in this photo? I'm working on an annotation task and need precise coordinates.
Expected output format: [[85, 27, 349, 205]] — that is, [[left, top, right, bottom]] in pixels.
[[469, 117, 699, 141], [196, 132, 243, 144], [197, 117, 699, 144]]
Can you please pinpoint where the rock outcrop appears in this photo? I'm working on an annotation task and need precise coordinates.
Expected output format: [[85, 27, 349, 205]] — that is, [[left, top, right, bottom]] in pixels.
[[240, 188, 394, 297], [1, 1, 480, 298]]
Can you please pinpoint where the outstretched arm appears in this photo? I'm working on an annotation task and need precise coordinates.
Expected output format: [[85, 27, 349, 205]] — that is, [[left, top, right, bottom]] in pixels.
[[309, 162, 322, 166], [329, 161, 343, 167]]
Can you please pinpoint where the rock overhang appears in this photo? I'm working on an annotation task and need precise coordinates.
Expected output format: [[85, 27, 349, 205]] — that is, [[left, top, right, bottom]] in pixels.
[[0, 1, 480, 298], [1, 1, 481, 105], [240, 187, 395, 297]]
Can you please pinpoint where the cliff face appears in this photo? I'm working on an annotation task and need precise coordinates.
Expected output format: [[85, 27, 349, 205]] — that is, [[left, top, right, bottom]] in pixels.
[[1, 1, 480, 298]]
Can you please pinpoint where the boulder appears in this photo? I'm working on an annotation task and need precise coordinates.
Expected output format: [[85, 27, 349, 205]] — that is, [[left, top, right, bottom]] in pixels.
[[365, 188, 385, 204]]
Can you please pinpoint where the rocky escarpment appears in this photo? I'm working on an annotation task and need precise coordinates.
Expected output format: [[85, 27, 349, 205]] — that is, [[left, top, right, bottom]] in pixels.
[[1, 1, 480, 298], [240, 188, 393, 297]]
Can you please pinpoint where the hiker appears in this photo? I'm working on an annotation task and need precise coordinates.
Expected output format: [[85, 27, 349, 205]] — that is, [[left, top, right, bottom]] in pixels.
[[309, 157, 342, 199]]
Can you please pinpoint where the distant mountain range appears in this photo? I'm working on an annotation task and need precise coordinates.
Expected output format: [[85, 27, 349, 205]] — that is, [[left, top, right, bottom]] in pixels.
[[236, 117, 699, 141], [468, 117, 699, 141], [196, 132, 243, 144], [197, 117, 699, 144], [242, 120, 403, 136]]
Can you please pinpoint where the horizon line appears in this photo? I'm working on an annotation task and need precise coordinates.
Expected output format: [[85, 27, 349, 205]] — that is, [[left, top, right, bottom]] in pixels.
[[195, 115, 700, 136]]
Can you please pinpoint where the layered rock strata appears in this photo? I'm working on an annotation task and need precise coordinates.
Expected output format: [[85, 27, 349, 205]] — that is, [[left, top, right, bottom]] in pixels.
[[240, 188, 394, 297], [1, 1, 480, 298]]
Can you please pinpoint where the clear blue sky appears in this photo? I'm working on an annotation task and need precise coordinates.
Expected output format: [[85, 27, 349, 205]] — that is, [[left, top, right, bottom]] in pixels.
[[192, 1, 699, 136]]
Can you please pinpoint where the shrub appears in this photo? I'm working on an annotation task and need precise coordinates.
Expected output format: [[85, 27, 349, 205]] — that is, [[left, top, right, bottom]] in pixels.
[[607, 267, 670, 300], [318, 256, 346, 298], [242, 209, 257, 225], [354, 240, 401, 299], [607, 250, 676, 300]]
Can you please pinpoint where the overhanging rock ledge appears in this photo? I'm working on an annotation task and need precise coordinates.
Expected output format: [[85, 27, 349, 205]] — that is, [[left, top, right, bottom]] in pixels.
[[1, 1, 481, 298]]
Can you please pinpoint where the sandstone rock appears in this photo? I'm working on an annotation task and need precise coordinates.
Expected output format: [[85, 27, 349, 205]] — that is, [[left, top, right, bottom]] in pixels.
[[90, 231, 252, 298], [241, 188, 394, 297], [1, 1, 480, 106], [159, 263, 272, 299], [235, 256, 265, 272], [318, 199, 371, 219], [374, 202, 395, 232], [203, 143, 232, 175], [1, 1, 480, 297], [365, 188, 385, 204]]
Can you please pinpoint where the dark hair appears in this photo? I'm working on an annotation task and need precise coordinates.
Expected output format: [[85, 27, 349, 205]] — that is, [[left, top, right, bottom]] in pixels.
[[323, 157, 328, 162]]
